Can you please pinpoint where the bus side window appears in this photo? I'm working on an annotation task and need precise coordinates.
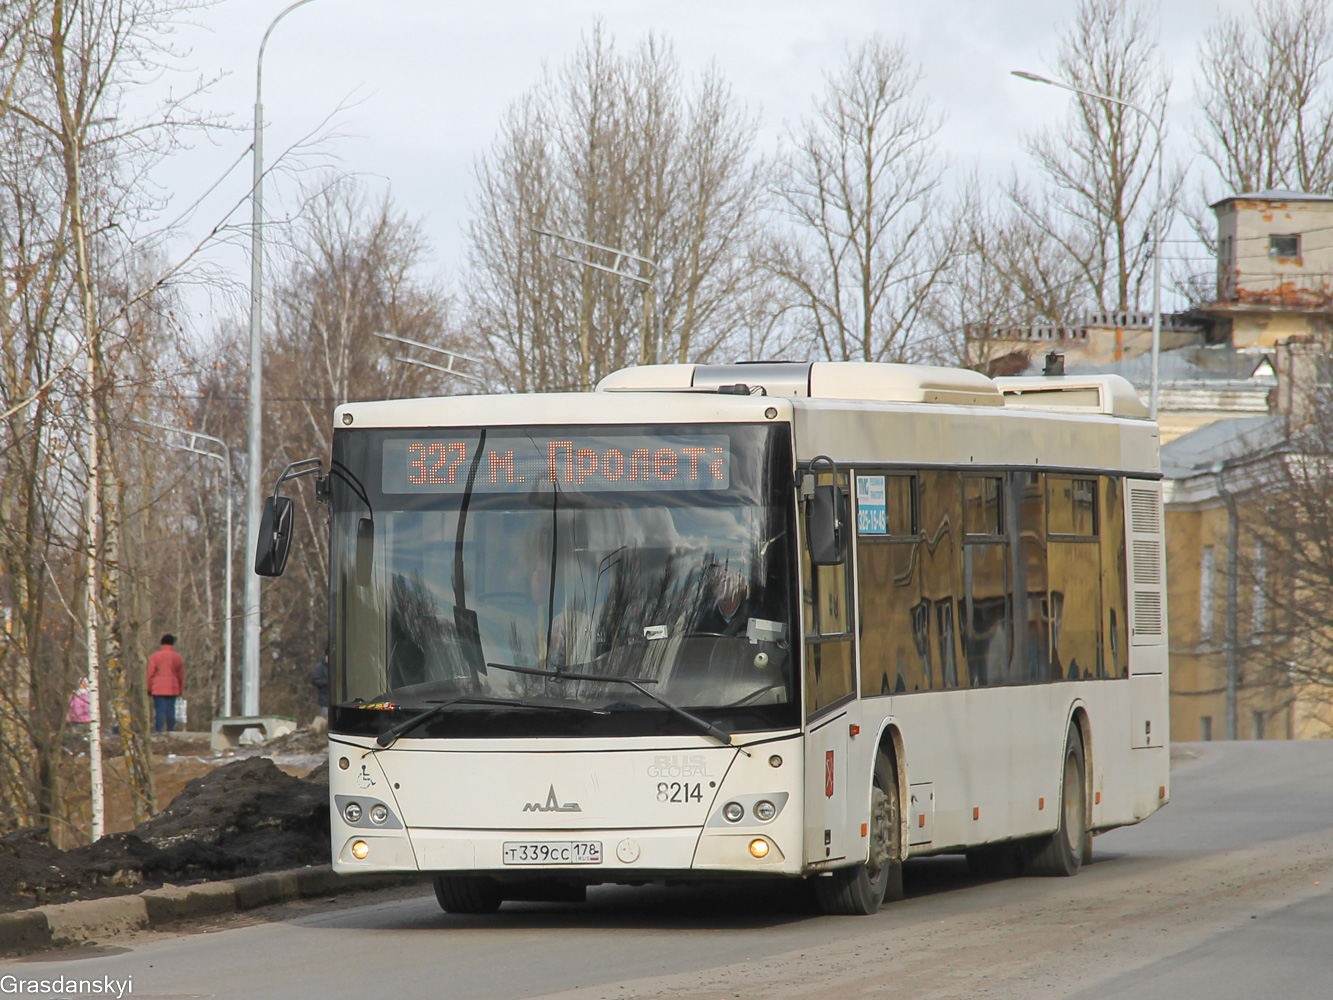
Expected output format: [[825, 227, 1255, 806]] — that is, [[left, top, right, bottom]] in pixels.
[[962, 476, 1010, 687], [1008, 471, 1048, 685], [1047, 476, 1101, 681], [856, 473, 921, 695], [919, 471, 963, 689], [1100, 476, 1129, 678], [802, 471, 855, 715]]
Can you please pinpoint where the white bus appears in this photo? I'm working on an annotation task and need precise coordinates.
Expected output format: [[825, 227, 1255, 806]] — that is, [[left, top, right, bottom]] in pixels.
[[257, 360, 1169, 915]]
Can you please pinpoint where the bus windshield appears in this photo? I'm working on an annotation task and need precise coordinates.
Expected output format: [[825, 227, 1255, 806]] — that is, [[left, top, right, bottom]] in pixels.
[[329, 423, 797, 739]]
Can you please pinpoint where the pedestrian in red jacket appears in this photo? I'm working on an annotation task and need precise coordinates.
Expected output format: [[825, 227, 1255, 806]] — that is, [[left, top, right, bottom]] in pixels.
[[147, 634, 185, 733]]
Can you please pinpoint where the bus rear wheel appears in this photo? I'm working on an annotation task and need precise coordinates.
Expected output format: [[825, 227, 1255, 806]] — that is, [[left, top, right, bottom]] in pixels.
[[433, 874, 504, 913], [1027, 725, 1086, 877], [815, 750, 902, 915]]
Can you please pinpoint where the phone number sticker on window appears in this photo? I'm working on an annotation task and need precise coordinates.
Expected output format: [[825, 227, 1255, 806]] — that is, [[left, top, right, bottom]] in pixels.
[[382, 434, 731, 494]]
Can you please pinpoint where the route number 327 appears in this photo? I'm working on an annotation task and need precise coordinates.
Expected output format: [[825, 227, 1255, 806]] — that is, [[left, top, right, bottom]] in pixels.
[[657, 782, 703, 803]]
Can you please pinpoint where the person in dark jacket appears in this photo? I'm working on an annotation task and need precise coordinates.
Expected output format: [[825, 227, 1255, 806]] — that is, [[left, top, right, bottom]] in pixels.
[[146, 634, 185, 732]]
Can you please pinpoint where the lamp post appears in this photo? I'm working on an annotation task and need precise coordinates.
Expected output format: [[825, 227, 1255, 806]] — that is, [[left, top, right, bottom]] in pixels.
[[532, 228, 664, 367], [1011, 70, 1165, 420], [244, 0, 323, 719], [136, 420, 235, 715]]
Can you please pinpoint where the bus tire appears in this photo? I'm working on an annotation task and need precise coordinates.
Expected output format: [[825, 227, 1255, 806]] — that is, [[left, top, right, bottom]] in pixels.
[[433, 874, 504, 913], [1027, 725, 1086, 877], [815, 750, 902, 915]]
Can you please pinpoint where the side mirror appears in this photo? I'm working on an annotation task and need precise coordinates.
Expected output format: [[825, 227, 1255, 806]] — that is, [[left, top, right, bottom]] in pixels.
[[807, 484, 847, 565], [254, 495, 295, 577]]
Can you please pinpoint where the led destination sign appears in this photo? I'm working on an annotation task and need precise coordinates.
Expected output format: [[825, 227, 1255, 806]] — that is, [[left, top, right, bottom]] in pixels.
[[382, 434, 732, 494]]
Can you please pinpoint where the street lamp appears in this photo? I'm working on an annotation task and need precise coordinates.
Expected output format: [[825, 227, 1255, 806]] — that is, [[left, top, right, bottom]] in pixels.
[[135, 420, 235, 716], [244, 0, 323, 719], [373, 333, 488, 387], [1011, 69, 1165, 420], [532, 228, 664, 367]]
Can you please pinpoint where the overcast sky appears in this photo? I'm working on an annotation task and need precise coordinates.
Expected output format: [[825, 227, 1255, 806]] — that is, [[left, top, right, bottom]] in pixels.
[[151, 0, 1254, 333]]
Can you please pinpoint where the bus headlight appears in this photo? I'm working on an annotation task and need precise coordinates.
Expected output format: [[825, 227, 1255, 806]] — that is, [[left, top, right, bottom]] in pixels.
[[344, 802, 362, 823], [748, 838, 771, 858], [370, 804, 389, 825], [753, 800, 777, 821], [723, 801, 745, 823], [351, 840, 370, 860]]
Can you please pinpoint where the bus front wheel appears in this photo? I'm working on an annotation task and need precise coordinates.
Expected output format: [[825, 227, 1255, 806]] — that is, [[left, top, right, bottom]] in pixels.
[[433, 874, 504, 913], [1027, 725, 1087, 877], [815, 750, 903, 915]]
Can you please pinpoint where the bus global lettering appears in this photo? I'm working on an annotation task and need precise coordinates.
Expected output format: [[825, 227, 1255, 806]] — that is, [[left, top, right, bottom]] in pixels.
[[383, 433, 731, 494]]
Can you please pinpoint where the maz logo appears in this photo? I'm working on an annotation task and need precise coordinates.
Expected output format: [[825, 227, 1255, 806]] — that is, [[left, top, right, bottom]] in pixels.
[[523, 785, 582, 813]]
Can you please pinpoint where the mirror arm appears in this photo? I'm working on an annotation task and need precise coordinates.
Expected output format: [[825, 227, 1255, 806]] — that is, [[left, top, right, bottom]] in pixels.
[[270, 457, 323, 506]]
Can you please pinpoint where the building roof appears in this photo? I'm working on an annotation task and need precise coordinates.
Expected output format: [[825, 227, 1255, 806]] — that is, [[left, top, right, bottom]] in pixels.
[[1020, 345, 1275, 388], [1210, 189, 1333, 209], [1160, 414, 1288, 479]]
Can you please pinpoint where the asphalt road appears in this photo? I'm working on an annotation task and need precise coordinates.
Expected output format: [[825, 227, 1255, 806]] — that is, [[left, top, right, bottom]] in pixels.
[[6, 740, 1333, 1000]]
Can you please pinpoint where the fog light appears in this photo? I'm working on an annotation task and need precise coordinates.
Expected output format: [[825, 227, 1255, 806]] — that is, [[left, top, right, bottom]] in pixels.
[[351, 840, 370, 860], [338, 757, 349, 770], [723, 801, 744, 823], [754, 799, 776, 821], [768, 755, 782, 768], [344, 802, 362, 823], [370, 804, 389, 825], [748, 838, 770, 859]]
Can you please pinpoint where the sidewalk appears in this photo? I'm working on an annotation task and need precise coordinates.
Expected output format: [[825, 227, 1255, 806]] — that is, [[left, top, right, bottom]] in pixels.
[[0, 866, 421, 957]]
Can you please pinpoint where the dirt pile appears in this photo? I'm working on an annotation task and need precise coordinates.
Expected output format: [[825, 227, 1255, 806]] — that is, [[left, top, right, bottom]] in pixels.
[[0, 757, 330, 913]]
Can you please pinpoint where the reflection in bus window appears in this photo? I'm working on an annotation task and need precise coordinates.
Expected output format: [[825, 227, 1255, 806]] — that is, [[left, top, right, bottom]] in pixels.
[[920, 471, 962, 688], [1012, 472, 1049, 684], [1100, 476, 1129, 678], [856, 473, 921, 695]]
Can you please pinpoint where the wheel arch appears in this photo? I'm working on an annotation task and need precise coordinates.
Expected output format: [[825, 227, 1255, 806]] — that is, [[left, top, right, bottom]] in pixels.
[[873, 720, 908, 862]]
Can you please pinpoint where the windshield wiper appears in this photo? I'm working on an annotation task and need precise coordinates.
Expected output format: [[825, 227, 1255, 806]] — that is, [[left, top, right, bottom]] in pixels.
[[486, 661, 742, 751], [375, 694, 605, 749]]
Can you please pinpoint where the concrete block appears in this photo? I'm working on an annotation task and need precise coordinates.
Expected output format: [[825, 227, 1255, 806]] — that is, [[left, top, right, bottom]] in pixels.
[[141, 882, 237, 925], [209, 715, 297, 750], [0, 909, 52, 956], [41, 895, 148, 946], [232, 871, 296, 910], [292, 866, 343, 896]]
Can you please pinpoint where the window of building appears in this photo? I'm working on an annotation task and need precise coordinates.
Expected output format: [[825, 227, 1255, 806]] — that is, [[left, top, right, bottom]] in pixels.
[[1200, 715, 1213, 741], [1251, 710, 1265, 740], [1200, 546, 1215, 641], [1269, 234, 1300, 258]]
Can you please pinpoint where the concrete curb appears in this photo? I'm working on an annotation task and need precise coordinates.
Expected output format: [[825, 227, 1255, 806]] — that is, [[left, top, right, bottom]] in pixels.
[[0, 867, 419, 957]]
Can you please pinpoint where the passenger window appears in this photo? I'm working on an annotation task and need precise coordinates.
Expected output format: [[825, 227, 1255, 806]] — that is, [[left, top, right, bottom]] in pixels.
[[1009, 471, 1049, 684], [964, 476, 1003, 536], [918, 471, 962, 688], [1047, 477, 1101, 680], [856, 473, 922, 695], [1099, 476, 1129, 678]]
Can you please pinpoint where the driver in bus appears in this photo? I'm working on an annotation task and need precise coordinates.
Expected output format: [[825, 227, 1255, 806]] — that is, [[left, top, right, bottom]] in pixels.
[[692, 558, 753, 637]]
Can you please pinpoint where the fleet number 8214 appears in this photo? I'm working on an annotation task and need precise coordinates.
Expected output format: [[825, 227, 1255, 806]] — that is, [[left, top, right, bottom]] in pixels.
[[657, 782, 703, 803]]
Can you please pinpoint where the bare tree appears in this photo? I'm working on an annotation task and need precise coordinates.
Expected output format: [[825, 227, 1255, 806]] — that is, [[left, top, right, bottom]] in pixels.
[[466, 22, 773, 391], [923, 175, 1095, 368], [1013, 0, 1181, 315], [768, 36, 953, 363], [1197, 0, 1333, 197]]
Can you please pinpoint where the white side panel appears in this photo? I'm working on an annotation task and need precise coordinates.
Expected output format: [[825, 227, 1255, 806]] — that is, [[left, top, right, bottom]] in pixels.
[[908, 782, 935, 846], [803, 709, 850, 865]]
